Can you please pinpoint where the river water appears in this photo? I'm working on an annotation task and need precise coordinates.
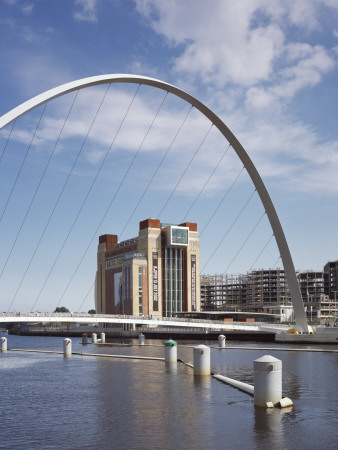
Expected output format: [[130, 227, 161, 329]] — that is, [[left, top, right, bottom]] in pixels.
[[0, 332, 337, 449]]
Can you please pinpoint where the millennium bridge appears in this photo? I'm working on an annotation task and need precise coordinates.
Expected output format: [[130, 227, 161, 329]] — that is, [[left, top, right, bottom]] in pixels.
[[0, 312, 289, 334]]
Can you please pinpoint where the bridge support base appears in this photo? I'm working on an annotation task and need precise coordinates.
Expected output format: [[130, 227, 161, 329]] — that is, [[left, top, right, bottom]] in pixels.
[[218, 334, 226, 348], [254, 355, 283, 407], [193, 345, 210, 376], [165, 339, 177, 363], [63, 338, 72, 357], [1, 337, 7, 352]]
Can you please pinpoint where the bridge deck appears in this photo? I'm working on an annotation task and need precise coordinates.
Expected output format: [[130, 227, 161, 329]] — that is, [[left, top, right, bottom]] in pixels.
[[0, 312, 289, 333]]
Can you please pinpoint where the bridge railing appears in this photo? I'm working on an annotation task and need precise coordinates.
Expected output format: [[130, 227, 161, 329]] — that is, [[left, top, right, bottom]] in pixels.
[[0, 312, 289, 329]]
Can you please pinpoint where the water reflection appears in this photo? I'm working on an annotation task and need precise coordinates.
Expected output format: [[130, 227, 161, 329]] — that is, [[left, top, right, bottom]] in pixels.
[[92, 354, 213, 449], [193, 375, 212, 402], [1, 336, 337, 449], [254, 406, 293, 449], [165, 361, 178, 374]]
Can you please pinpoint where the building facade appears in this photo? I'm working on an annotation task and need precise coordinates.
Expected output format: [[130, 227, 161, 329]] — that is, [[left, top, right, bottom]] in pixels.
[[324, 260, 338, 300], [201, 269, 293, 322], [201, 260, 338, 323], [96, 219, 200, 317]]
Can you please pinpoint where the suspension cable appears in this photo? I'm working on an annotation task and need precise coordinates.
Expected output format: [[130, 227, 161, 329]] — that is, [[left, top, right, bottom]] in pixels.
[[181, 142, 231, 223], [0, 91, 80, 281], [25, 83, 113, 313], [0, 103, 47, 225], [119, 103, 193, 239], [199, 165, 246, 237], [201, 189, 257, 273], [157, 122, 214, 219], [272, 256, 281, 269], [250, 234, 274, 270], [0, 119, 16, 162], [223, 211, 266, 274], [77, 280, 95, 312], [57, 90, 170, 308]]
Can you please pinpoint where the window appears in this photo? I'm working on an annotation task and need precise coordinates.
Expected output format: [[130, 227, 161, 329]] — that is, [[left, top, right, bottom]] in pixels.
[[139, 266, 143, 315], [171, 227, 188, 245], [163, 247, 183, 317]]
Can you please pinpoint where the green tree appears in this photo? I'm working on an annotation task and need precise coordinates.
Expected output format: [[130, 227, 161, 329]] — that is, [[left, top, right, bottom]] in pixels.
[[88, 309, 96, 314], [54, 306, 70, 313]]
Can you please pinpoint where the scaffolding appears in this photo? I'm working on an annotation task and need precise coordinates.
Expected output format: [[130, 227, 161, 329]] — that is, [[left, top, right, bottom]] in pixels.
[[200, 273, 248, 311], [201, 269, 291, 312], [201, 262, 338, 323]]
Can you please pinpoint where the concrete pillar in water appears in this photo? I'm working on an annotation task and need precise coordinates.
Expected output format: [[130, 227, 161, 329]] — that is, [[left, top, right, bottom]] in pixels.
[[218, 334, 226, 348], [82, 333, 88, 345], [92, 333, 97, 344], [100, 332, 105, 344], [164, 339, 177, 363], [139, 333, 145, 345], [1, 337, 7, 352], [193, 345, 210, 376], [254, 355, 282, 407], [63, 338, 72, 357]]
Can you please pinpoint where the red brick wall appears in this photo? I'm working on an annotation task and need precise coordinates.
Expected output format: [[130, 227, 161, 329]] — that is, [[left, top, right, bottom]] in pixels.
[[139, 218, 161, 230], [106, 242, 138, 258], [179, 222, 197, 232], [99, 234, 118, 250]]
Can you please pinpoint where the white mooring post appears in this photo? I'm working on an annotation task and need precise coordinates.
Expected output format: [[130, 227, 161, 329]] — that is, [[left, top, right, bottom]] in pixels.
[[139, 333, 145, 345], [92, 333, 97, 344], [1, 337, 7, 352], [218, 334, 226, 348], [63, 338, 72, 357], [254, 355, 282, 407], [193, 345, 210, 376], [100, 332, 106, 344], [164, 339, 177, 363]]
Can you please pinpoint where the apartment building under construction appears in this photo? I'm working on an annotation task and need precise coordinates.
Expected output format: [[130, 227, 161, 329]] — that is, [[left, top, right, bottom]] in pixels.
[[201, 261, 338, 323], [201, 269, 292, 321]]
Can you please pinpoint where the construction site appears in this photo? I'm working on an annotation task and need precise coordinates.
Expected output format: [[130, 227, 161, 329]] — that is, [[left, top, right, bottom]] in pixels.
[[201, 260, 338, 323]]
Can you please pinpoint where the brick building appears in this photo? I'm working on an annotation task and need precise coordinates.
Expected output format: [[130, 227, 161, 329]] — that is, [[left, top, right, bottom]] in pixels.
[[96, 218, 200, 317]]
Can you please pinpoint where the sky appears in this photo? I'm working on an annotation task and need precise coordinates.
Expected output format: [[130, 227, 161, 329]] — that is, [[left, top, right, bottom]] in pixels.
[[0, 0, 338, 312]]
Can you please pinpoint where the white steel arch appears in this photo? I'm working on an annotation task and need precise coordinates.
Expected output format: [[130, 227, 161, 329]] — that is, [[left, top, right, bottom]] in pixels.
[[0, 74, 309, 332]]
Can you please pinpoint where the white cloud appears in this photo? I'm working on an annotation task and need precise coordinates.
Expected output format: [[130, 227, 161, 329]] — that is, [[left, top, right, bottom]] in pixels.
[[21, 26, 40, 42], [237, 116, 338, 195], [135, 0, 337, 96], [6, 84, 338, 198], [284, 0, 320, 30], [22, 3, 34, 15], [4, 0, 34, 14], [73, 0, 99, 22], [246, 44, 336, 110]]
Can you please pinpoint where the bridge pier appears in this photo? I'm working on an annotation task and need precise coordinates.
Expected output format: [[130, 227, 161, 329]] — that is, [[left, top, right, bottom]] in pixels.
[[139, 333, 145, 345], [253, 355, 289, 407], [1, 337, 7, 352], [218, 334, 226, 348], [63, 338, 72, 357], [164, 339, 177, 363], [193, 345, 210, 376]]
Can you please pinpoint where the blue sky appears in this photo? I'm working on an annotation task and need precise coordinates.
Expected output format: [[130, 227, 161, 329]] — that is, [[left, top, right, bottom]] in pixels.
[[0, 0, 338, 312]]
